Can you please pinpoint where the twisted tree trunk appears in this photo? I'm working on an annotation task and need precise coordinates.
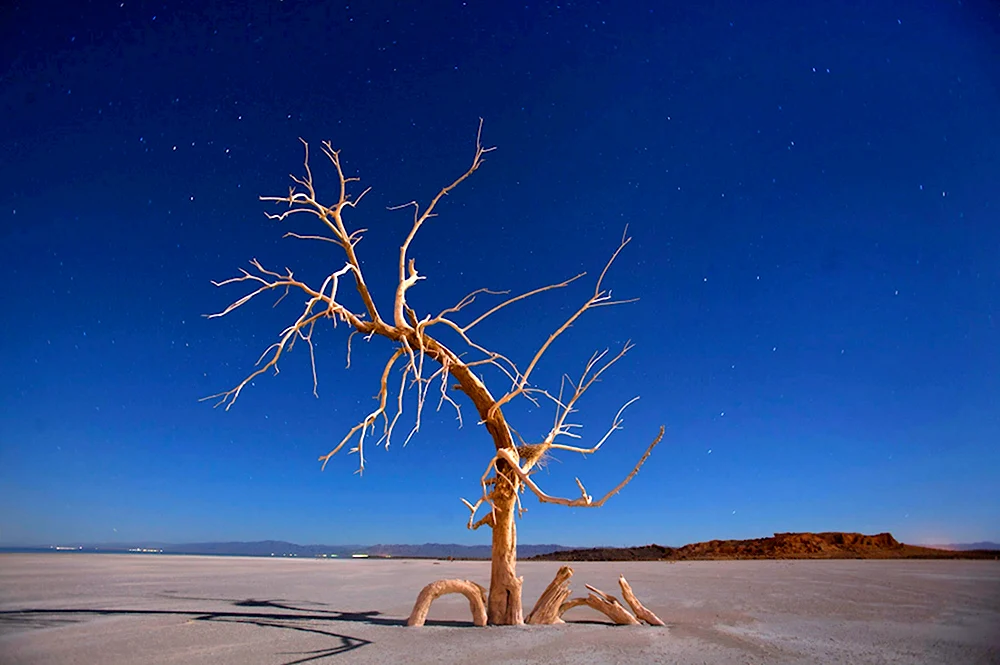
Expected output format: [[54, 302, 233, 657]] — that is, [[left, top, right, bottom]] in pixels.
[[447, 356, 525, 625], [488, 480, 523, 624]]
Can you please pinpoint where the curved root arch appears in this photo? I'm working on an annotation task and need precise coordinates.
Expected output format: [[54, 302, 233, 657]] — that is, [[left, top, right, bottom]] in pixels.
[[406, 579, 488, 627]]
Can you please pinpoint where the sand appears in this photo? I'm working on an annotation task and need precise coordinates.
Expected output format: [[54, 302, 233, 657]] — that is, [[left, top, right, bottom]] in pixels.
[[0, 554, 997, 664]]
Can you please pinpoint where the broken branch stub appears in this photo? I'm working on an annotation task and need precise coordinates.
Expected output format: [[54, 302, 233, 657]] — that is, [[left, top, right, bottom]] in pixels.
[[526, 565, 574, 625]]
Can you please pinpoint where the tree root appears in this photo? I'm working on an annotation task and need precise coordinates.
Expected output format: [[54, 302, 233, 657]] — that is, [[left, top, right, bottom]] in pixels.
[[409, 569, 664, 628], [527, 566, 665, 626], [406, 579, 488, 627]]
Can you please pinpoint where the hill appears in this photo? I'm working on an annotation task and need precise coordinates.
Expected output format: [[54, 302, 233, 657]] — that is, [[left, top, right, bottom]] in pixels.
[[529, 532, 1000, 561]]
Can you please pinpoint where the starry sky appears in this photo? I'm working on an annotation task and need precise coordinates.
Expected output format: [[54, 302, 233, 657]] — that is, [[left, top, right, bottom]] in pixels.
[[1, 0, 998, 548]]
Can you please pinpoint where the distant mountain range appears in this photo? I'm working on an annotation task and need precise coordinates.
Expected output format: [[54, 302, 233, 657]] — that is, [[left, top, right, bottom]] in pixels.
[[2, 541, 572, 559], [925, 542, 1000, 551], [4, 537, 997, 560]]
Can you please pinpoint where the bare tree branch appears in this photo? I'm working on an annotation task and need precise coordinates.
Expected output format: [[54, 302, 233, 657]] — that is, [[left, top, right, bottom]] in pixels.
[[318, 348, 404, 473], [259, 137, 383, 326], [392, 118, 496, 331], [488, 233, 636, 420], [202, 261, 363, 409], [459, 273, 585, 333], [496, 426, 664, 508]]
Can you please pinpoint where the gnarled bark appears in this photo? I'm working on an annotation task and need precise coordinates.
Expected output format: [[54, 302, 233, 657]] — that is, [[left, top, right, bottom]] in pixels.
[[526, 565, 574, 624], [487, 478, 524, 625], [407, 579, 488, 627]]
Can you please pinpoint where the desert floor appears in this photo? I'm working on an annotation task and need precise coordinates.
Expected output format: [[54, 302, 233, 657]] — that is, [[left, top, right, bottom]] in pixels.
[[0, 554, 997, 664]]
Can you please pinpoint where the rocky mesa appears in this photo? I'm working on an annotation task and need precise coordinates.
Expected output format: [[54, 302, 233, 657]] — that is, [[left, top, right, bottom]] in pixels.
[[530, 532, 999, 561]]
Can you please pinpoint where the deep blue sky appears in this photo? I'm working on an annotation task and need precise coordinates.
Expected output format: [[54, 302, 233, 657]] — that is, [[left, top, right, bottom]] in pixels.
[[1, 0, 998, 548]]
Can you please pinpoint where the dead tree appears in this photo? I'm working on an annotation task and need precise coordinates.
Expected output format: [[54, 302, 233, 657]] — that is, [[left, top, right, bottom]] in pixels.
[[205, 121, 664, 627]]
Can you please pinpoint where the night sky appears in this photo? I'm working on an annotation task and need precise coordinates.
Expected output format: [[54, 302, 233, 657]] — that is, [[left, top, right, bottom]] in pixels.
[[2, 0, 998, 548]]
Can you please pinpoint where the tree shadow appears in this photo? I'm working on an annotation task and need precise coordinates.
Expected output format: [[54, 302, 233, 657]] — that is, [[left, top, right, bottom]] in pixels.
[[0, 596, 477, 663], [145, 593, 471, 628], [563, 618, 620, 626], [197, 613, 371, 664], [226, 597, 472, 628], [0, 602, 387, 664]]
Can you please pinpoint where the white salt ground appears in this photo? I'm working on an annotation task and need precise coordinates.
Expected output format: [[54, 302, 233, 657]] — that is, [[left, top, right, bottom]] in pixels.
[[0, 554, 997, 664]]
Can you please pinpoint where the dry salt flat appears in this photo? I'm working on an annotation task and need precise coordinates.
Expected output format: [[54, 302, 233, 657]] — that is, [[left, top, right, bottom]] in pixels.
[[0, 554, 998, 664]]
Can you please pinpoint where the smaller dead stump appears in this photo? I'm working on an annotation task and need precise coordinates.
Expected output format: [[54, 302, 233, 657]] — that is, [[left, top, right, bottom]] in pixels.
[[526, 566, 665, 626]]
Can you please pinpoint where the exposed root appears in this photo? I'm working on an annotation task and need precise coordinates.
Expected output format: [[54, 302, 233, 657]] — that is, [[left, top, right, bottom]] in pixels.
[[408, 570, 663, 628], [406, 579, 488, 627], [618, 575, 666, 626], [526, 565, 574, 624]]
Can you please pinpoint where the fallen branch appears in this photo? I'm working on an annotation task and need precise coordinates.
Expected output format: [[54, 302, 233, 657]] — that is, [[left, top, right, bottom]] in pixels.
[[559, 583, 639, 625], [618, 575, 666, 626], [407, 579, 488, 627]]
